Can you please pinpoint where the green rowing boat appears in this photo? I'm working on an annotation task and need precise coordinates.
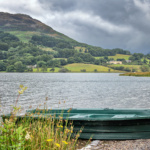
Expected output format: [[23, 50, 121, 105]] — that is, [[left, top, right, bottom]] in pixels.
[[2, 108, 150, 140]]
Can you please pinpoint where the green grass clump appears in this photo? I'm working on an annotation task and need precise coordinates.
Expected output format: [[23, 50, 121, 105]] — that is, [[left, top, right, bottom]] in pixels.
[[0, 85, 83, 150], [1, 112, 80, 150]]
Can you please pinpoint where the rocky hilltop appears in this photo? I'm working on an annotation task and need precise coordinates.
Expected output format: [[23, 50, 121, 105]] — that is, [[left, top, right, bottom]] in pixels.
[[0, 12, 56, 34]]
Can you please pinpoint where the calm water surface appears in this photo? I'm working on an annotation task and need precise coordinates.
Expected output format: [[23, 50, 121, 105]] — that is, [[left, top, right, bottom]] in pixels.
[[0, 73, 150, 114]]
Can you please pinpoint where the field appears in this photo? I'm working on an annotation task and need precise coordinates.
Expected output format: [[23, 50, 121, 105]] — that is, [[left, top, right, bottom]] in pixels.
[[74, 46, 86, 52], [7, 30, 74, 43], [53, 58, 67, 61], [6, 31, 42, 43], [38, 46, 56, 52], [64, 63, 118, 72], [32, 63, 124, 73], [95, 54, 131, 60]]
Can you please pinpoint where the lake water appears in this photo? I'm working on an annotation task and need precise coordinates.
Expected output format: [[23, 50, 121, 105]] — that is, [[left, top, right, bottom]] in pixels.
[[0, 73, 150, 114]]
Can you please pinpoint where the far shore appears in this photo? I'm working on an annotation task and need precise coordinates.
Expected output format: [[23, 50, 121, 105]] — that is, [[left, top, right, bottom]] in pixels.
[[120, 72, 150, 77]]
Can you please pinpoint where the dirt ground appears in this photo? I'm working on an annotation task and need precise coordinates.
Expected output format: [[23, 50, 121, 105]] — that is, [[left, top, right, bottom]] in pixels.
[[77, 139, 150, 150]]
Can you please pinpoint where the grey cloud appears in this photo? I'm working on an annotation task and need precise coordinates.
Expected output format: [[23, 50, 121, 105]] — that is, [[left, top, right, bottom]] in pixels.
[[0, 0, 150, 53]]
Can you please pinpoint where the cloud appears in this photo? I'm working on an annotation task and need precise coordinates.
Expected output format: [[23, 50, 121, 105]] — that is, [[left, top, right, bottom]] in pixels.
[[0, 0, 150, 53], [0, 0, 47, 15]]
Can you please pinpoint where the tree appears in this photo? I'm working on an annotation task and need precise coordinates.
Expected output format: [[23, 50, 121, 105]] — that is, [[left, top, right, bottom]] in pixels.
[[94, 69, 98, 72], [104, 56, 108, 60], [124, 67, 131, 72], [41, 65, 47, 72], [37, 61, 46, 67], [79, 49, 82, 52], [67, 57, 75, 64], [6, 65, 15, 72], [85, 49, 88, 53], [40, 54, 53, 62], [26, 68, 33, 72], [74, 53, 95, 63], [0, 61, 6, 71], [47, 60, 60, 67], [140, 65, 150, 72], [58, 49, 76, 58], [143, 59, 148, 64], [129, 53, 144, 62], [0, 42, 9, 51], [74, 57, 83, 63], [99, 58, 107, 65], [60, 59, 67, 66], [94, 59, 100, 65], [50, 68, 55, 72], [0, 51, 7, 60], [14, 61, 26, 72]]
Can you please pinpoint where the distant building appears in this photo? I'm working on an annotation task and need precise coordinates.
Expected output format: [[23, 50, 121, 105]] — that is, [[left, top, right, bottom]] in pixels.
[[108, 61, 122, 64], [27, 64, 37, 68], [125, 60, 132, 63]]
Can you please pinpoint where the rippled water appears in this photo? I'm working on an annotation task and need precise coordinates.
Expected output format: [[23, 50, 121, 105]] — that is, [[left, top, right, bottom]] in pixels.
[[0, 73, 150, 114]]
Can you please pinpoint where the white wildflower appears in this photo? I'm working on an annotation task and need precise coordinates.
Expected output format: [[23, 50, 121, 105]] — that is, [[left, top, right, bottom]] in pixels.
[[25, 131, 31, 140]]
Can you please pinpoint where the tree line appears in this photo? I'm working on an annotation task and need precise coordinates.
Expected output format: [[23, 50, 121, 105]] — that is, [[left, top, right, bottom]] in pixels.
[[0, 31, 149, 72]]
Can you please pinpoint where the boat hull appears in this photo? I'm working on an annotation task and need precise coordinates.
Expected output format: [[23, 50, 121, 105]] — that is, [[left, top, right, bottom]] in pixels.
[[71, 119, 150, 139], [2, 108, 150, 140]]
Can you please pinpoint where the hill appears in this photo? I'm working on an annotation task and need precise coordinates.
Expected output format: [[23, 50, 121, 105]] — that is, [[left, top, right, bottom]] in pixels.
[[0, 12, 74, 41]]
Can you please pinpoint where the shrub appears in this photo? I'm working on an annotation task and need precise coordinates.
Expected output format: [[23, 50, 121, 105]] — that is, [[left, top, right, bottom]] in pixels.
[[59, 68, 70, 73], [140, 65, 150, 72], [50, 68, 55, 72], [124, 67, 131, 72], [94, 69, 98, 72], [80, 69, 86, 72]]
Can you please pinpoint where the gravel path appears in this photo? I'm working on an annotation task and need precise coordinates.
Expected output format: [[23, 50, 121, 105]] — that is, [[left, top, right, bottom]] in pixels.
[[77, 139, 150, 150]]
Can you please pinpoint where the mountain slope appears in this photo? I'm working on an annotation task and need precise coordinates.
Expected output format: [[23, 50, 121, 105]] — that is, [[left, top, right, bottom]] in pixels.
[[0, 12, 54, 33], [0, 12, 74, 41]]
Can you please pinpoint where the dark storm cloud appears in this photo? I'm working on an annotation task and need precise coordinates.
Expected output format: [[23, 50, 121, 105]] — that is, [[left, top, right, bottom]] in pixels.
[[0, 0, 150, 53]]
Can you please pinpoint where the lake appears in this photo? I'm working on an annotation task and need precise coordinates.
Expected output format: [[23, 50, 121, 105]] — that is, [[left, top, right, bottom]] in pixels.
[[0, 73, 150, 114]]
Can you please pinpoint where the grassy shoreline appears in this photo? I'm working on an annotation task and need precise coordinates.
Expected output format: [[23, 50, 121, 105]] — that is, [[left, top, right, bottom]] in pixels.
[[0, 85, 85, 149], [120, 72, 150, 77]]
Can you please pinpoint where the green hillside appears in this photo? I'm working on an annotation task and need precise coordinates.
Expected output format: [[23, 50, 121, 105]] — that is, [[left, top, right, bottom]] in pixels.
[[32, 63, 120, 73], [0, 12, 149, 73]]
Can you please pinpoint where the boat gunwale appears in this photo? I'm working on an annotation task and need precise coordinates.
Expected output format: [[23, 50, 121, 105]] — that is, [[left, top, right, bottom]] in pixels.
[[24, 108, 150, 121]]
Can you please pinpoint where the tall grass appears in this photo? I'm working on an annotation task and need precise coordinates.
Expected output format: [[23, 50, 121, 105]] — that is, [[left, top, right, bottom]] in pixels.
[[0, 85, 82, 150]]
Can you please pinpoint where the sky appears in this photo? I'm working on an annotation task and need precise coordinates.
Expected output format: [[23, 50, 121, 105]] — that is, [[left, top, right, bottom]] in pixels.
[[0, 0, 150, 54]]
